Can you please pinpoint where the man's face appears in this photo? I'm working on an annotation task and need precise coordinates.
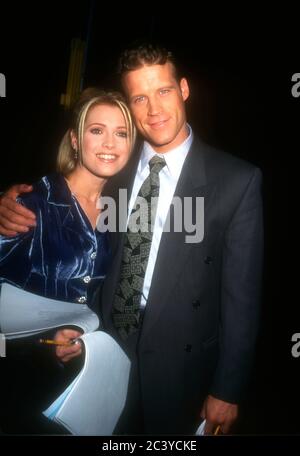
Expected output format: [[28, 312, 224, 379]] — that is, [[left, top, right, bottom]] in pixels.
[[122, 62, 190, 153]]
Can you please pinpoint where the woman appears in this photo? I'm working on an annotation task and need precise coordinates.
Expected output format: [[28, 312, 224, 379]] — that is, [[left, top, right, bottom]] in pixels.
[[0, 88, 136, 433], [0, 88, 135, 302]]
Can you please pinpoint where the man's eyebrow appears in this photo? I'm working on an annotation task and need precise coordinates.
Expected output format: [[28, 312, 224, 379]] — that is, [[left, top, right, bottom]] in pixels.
[[129, 85, 176, 101], [159, 85, 175, 89]]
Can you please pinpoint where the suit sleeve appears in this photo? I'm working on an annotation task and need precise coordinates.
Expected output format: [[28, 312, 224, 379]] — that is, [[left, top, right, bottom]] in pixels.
[[0, 194, 41, 288], [209, 167, 264, 403]]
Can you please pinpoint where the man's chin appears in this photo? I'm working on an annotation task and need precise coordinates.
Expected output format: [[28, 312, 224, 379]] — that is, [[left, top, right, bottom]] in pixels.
[[145, 134, 173, 150]]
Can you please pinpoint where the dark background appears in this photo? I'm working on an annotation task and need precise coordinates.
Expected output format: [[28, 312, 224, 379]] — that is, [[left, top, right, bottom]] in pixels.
[[0, 1, 299, 436]]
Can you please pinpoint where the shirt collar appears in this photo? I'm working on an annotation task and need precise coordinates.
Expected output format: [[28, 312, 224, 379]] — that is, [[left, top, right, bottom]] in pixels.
[[139, 124, 194, 179], [45, 173, 72, 206]]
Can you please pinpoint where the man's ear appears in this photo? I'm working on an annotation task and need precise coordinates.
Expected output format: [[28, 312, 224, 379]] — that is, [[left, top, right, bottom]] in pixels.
[[180, 78, 190, 101], [70, 130, 78, 150]]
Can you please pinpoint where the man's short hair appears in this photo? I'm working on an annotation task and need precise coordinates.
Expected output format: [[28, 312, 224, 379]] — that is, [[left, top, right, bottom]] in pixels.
[[118, 42, 181, 81]]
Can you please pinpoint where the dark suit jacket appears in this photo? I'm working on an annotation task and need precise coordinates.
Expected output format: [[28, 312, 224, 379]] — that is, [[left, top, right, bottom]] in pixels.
[[99, 136, 264, 434]]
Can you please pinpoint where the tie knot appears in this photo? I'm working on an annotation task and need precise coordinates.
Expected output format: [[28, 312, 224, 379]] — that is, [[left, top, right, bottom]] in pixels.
[[149, 155, 166, 174]]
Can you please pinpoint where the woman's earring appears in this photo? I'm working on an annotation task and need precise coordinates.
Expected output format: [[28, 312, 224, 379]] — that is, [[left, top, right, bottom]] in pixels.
[[72, 144, 78, 160]]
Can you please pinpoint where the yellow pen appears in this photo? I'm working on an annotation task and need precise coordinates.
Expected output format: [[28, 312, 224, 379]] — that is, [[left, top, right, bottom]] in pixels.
[[38, 338, 76, 347], [213, 425, 221, 435]]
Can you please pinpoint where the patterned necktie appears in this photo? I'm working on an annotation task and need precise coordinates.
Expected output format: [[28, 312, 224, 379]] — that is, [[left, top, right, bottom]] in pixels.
[[112, 155, 166, 340]]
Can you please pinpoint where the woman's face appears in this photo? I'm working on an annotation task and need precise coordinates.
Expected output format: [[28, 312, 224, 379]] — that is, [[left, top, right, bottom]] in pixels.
[[74, 103, 132, 178]]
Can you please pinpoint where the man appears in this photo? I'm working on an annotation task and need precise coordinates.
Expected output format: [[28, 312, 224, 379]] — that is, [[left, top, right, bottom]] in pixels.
[[0, 44, 263, 435]]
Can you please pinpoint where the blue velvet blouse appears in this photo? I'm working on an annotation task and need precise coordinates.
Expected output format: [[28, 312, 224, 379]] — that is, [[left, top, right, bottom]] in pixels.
[[0, 173, 111, 305]]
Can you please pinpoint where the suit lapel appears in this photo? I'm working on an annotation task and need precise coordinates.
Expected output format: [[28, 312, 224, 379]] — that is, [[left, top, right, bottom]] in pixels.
[[140, 137, 215, 339]]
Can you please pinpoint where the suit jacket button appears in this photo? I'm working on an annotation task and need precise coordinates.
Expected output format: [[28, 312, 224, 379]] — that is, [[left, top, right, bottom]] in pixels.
[[184, 344, 192, 352], [204, 256, 213, 264], [192, 299, 201, 308]]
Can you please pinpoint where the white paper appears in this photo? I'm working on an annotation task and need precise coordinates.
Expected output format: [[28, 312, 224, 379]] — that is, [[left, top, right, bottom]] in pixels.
[[195, 419, 206, 435], [0, 283, 131, 435], [43, 331, 130, 435], [0, 283, 99, 338]]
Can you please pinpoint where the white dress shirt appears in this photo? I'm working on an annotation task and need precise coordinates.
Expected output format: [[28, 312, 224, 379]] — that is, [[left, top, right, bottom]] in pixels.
[[128, 124, 194, 307]]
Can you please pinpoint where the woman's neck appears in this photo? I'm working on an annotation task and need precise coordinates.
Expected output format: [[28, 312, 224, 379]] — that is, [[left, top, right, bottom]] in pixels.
[[65, 168, 107, 204], [64, 168, 107, 230]]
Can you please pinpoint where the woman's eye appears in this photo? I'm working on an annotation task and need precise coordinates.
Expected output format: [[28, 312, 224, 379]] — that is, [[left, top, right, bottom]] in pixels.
[[117, 131, 128, 138], [90, 128, 102, 134]]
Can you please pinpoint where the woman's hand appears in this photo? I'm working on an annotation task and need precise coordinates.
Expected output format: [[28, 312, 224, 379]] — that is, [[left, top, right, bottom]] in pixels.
[[54, 329, 83, 363]]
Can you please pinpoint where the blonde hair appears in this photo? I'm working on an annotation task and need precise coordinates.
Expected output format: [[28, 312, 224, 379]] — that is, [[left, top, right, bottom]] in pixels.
[[57, 88, 136, 175]]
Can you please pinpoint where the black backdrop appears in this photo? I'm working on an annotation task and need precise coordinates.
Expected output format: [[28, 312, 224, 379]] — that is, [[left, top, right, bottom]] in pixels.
[[0, 1, 299, 441]]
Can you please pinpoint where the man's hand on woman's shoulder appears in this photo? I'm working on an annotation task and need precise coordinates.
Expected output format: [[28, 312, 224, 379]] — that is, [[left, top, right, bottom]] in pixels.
[[0, 184, 36, 236]]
